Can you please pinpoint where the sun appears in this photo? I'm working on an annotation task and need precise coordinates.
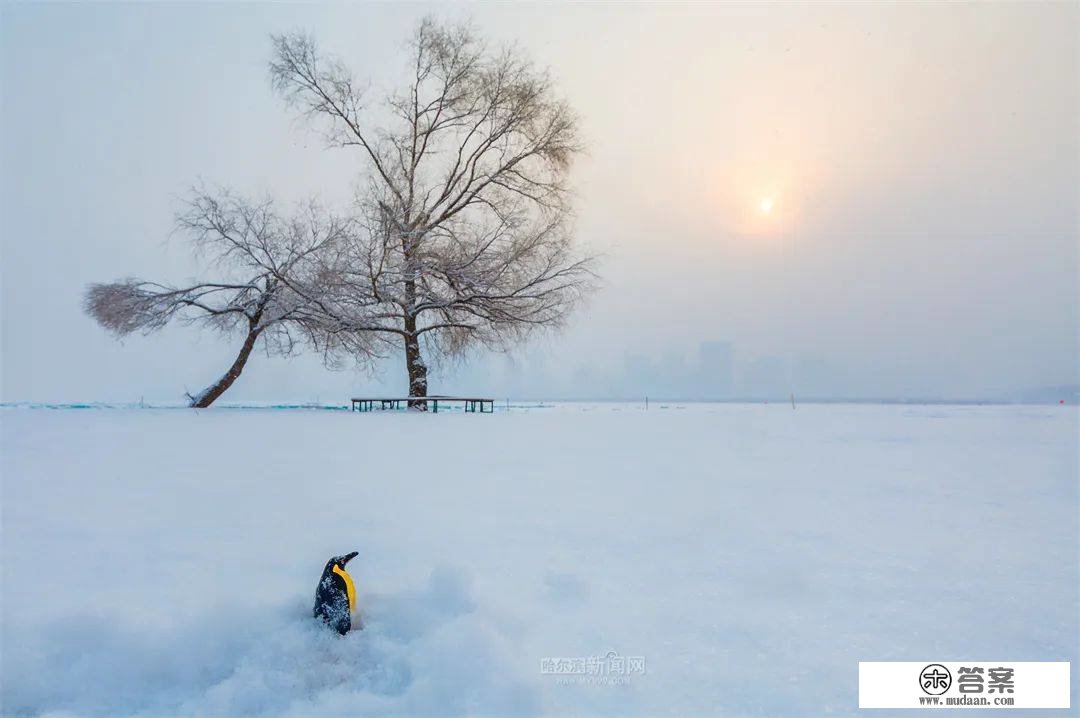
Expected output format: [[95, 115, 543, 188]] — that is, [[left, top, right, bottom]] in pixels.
[[759, 197, 774, 214]]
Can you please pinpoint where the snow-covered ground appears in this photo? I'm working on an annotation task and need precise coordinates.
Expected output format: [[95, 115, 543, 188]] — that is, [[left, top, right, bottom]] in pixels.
[[2, 403, 1076, 716]]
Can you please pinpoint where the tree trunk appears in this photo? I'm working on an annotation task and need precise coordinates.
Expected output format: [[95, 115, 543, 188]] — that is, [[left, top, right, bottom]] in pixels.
[[403, 315, 428, 410], [401, 230, 429, 408], [189, 323, 261, 408]]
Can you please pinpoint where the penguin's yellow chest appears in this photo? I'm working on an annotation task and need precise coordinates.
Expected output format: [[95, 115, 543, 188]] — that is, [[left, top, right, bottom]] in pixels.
[[332, 564, 357, 613]]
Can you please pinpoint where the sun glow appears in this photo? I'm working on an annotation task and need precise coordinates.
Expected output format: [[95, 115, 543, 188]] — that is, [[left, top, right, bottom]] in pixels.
[[759, 197, 774, 215]]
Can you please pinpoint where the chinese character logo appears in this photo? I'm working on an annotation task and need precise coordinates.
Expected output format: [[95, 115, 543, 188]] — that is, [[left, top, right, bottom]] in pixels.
[[957, 666, 985, 693], [987, 667, 1014, 693], [540, 650, 646, 683], [920, 664, 952, 695]]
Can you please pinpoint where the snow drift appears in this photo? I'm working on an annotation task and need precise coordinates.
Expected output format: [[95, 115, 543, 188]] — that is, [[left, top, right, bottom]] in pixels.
[[2, 403, 1076, 715]]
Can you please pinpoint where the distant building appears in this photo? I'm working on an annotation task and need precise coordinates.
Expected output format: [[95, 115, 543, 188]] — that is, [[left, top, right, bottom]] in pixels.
[[739, 355, 788, 398], [697, 341, 734, 398]]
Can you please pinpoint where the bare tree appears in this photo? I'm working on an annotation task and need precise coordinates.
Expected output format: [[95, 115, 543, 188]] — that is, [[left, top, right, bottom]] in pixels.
[[269, 18, 597, 406], [84, 190, 358, 407]]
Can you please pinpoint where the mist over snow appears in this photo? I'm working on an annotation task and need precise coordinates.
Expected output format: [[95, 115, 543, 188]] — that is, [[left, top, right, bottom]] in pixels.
[[1, 2, 1077, 715], [2, 2, 1077, 404]]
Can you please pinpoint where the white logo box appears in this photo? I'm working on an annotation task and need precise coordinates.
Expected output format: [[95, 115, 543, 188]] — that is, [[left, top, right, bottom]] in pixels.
[[859, 662, 1070, 709]]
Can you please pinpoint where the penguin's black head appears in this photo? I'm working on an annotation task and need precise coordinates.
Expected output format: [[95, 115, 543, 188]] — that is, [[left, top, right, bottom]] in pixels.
[[330, 551, 359, 569]]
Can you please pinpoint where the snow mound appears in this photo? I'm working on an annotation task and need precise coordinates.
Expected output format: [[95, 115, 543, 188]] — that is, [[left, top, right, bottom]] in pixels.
[[3, 568, 539, 717]]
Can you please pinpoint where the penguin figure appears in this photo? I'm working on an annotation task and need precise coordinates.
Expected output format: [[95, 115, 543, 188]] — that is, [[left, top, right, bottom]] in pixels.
[[313, 551, 359, 635]]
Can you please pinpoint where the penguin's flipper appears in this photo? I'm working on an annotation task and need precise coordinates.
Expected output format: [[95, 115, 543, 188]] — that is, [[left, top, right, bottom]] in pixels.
[[334, 615, 350, 635]]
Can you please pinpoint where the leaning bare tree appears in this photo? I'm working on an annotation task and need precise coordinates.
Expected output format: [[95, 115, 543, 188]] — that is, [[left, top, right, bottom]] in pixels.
[[269, 19, 596, 406], [84, 190, 356, 407]]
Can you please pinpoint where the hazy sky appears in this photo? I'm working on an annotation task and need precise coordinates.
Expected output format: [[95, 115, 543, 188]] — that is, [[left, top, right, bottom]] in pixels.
[[2, 2, 1077, 402]]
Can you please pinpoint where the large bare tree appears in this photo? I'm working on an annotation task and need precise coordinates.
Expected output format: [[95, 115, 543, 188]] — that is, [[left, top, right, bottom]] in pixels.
[[84, 190, 357, 407], [269, 19, 596, 405]]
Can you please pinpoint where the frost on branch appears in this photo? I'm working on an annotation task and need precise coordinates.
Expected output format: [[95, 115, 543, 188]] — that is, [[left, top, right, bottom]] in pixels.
[[268, 18, 600, 400], [83, 191, 371, 407]]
